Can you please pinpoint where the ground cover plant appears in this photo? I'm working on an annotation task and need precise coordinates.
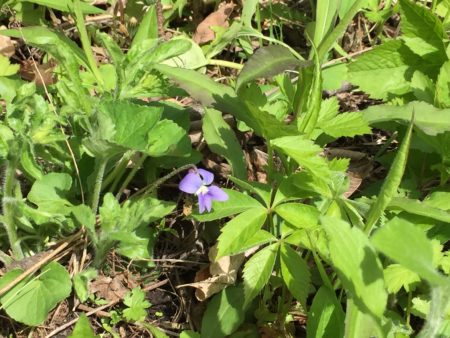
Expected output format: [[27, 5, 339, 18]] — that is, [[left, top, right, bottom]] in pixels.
[[0, 0, 449, 337]]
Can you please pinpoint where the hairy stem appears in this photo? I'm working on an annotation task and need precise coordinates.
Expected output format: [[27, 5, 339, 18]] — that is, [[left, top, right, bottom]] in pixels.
[[91, 158, 108, 214]]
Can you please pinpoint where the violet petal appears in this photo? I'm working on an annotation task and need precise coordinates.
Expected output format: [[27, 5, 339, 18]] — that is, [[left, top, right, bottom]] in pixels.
[[198, 193, 207, 213], [179, 172, 202, 194], [197, 168, 214, 185], [202, 194, 213, 212], [207, 186, 228, 201]]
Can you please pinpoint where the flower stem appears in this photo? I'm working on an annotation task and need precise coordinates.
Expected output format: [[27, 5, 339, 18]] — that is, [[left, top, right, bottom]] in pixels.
[[2, 156, 24, 260], [116, 153, 148, 199], [91, 157, 108, 214]]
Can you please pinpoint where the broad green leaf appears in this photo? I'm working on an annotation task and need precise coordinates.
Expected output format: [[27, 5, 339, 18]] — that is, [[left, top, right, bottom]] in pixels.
[[153, 64, 296, 140], [69, 314, 98, 338], [322, 217, 387, 318], [271, 135, 332, 181], [399, 0, 447, 62], [123, 287, 151, 322], [348, 40, 420, 100], [243, 243, 279, 302], [0, 55, 19, 76], [241, 0, 259, 27], [20, 142, 43, 180], [318, 112, 371, 138], [411, 70, 435, 103], [424, 191, 450, 211], [147, 119, 190, 157], [344, 298, 385, 338], [0, 262, 72, 326], [23, 0, 103, 14], [307, 286, 344, 338], [388, 197, 450, 223], [371, 217, 446, 285], [280, 243, 311, 307], [364, 120, 413, 233], [362, 101, 450, 135], [313, 0, 339, 46], [275, 203, 320, 229], [203, 108, 247, 180], [131, 5, 158, 47], [114, 226, 157, 261], [201, 284, 248, 338], [193, 189, 264, 222], [239, 230, 276, 253], [216, 207, 268, 258], [236, 45, 308, 91], [162, 36, 207, 69], [435, 60, 450, 108], [180, 331, 201, 338], [227, 176, 271, 206], [384, 264, 420, 294]]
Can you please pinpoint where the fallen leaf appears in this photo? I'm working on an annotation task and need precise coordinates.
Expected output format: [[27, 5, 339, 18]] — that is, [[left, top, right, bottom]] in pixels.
[[193, 2, 235, 45], [0, 35, 15, 58], [20, 60, 55, 86], [90, 273, 130, 302]]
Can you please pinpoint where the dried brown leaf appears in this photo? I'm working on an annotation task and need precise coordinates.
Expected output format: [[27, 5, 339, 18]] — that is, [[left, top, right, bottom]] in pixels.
[[193, 2, 235, 45]]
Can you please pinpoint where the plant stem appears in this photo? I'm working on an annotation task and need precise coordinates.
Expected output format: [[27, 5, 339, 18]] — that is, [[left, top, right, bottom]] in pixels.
[[116, 153, 148, 199], [208, 59, 243, 70], [2, 157, 24, 259], [91, 158, 108, 214], [102, 151, 134, 192]]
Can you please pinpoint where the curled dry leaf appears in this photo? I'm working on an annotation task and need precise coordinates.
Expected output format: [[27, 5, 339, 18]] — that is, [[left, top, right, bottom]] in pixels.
[[0, 35, 15, 58], [90, 273, 137, 302], [193, 2, 235, 45]]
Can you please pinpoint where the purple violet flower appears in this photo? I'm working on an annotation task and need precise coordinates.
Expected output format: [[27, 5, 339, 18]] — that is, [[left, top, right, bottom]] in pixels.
[[179, 168, 228, 213]]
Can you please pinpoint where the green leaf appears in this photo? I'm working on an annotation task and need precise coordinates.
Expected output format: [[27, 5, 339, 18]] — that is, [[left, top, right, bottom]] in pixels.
[[180, 331, 201, 338], [131, 5, 158, 47], [73, 268, 98, 303], [348, 40, 420, 100], [384, 264, 420, 294], [217, 207, 267, 258], [417, 284, 450, 338], [23, 0, 103, 14], [322, 216, 387, 318], [69, 314, 98, 338], [411, 70, 435, 103], [280, 243, 311, 307], [364, 119, 413, 233], [399, 0, 447, 62], [313, 0, 339, 46], [227, 176, 271, 207], [318, 112, 371, 138], [162, 36, 207, 69], [193, 189, 264, 222], [388, 197, 450, 223], [435, 60, 450, 108], [243, 243, 279, 302], [147, 119, 190, 157], [344, 298, 385, 338], [201, 284, 249, 338], [241, 0, 259, 27], [362, 101, 450, 136], [0, 262, 72, 326], [274, 203, 320, 229], [0, 55, 19, 76], [203, 108, 247, 180], [371, 217, 446, 285], [271, 135, 332, 181], [236, 45, 308, 91], [307, 286, 344, 338], [123, 287, 151, 322]]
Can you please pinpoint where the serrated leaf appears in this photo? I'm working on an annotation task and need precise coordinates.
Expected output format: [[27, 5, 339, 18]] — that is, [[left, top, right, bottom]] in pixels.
[[318, 112, 371, 138], [193, 189, 264, 222], [274, 203, 320, 229], [435, 60, 450, 108], [227, 176, 271, 207], [0, 55, 19, 76], [371, 217, 446, 285], [217, 207, 268, 258], [69, 314, 98, 338], [280, 243, 311, 307], [201, 284, 248, 338], [399, 0, 447, 62], [243, 243, 279, 302], [388, 197, 450, 223], [236, 45, 308, 91], [362, 101, 450, 135], [271, 135, 332, 181], [364, 119, 413, 233], [307, 286, 344, 338], [123, 287, 151, 322], [322, 216, 387, 318], [348, 40, 420, 99], [384, 264, 421, 293], [0, 262, 72, 326], [203, 108, 247, 180]]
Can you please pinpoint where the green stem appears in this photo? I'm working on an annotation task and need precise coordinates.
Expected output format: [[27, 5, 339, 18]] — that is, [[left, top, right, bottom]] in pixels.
[[406, 290, 413, 326], [91, 158, 108, 214], [208, 59, 243, 70], [102, 151, 134, 192], [267, 143, 275, 182], [116, 154, 147, 199], [2, 157, 24, 259]]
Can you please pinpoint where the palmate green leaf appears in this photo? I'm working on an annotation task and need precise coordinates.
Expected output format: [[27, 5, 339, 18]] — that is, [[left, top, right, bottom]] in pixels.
[[348, 40, 421, 100], [193, 189, 264, 222], [435, 60, 450, 108], [236, 45, 309, 91], [384, 264, 420, 293], [243, 243, 279, 303], [388, 197, 450, 223], [280, 243, 311, 308], [123, 287, 151, 322], [364, 119, 413, 234], [201, 284, 248, 338], [203, 108, 247, 180], [322, 216, 387, 319], [274, 203, 320, 229], [69, 314, 98, 338], [0, 262, 72, 326], [23, 0, 103, 14], [307, 286, 344, 338], [271, 135, 332, 181], [216, 207, 268, 258], [362, 101, 450, 136], [371, 217, 447, 285], [399, 0, 447, 62], [153, 64, 296, 140], [318, 112, 371, 138]]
